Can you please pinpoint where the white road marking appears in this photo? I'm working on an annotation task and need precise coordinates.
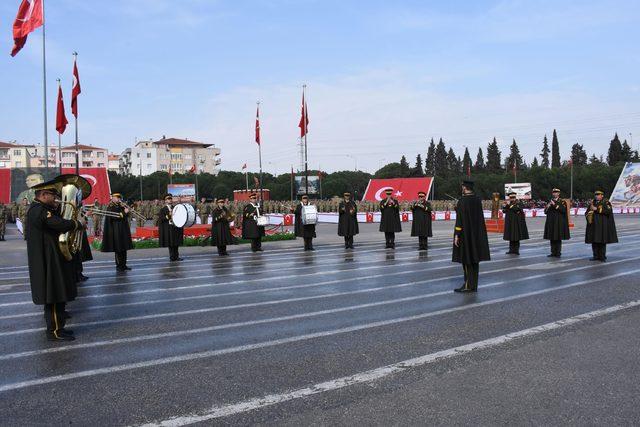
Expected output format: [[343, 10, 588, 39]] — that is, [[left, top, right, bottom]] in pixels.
[[0, 268, 637, 394], [141, 299, 640, 426]]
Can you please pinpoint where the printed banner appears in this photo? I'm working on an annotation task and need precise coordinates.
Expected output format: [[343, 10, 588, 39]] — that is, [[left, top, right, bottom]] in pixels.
[[167, 183, 196, 198], [362, 177, 433, 202], [610, 162, 640, 208], [294, 176, 320, 195], [504, 182, 532, 200]]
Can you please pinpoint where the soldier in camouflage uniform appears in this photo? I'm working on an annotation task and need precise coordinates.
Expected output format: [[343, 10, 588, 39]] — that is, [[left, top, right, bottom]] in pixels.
[[197, 197, 209, 225], [0, 204, 7, 241], [90, 197, 103, 236], [17, 198, 29, 240], [151, 199, 162, 226], [10, 202, 18, 223]]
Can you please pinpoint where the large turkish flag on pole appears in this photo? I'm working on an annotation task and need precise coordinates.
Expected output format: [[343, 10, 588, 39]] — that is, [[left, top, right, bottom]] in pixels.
[[255, 105, 261, 145], [298, 92, 309, 137], [10, 0, 43, 57], [71, 57, 81, 118], [362, 177, 434, 202], [56, 84, 68, 134]]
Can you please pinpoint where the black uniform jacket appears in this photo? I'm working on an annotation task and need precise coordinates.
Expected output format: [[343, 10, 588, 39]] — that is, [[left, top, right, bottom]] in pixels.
[[585, 199, 618, 244], [452, 193, 490, 264], [158, 205, 184, 248], [101, 202, 134, 252], [410, 201, 433, 237], [211, 206, 234, 246], [379, 198, 402, 233], [294, 203, 317, 238], [543, 198, 570, 241], [26, 201, 79, 305], [338, 200, 359, 236], [502, 201, 529, 241], [242, 203, 265, 239]]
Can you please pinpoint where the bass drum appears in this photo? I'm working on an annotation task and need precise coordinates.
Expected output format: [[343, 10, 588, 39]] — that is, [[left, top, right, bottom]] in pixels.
[[171, 203, 196, 228]]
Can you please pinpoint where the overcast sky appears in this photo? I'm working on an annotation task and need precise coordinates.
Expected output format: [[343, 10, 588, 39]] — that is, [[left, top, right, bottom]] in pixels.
[[1, 0, 638, 174]]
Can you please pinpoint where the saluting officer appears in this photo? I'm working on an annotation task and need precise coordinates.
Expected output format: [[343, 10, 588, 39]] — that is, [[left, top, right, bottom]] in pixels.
[[410, 191, 432, 251], [543, 188, 570, 257], [242, 193, 265, 252], [26, 178, 82, 341], [379, 188, 402, 248], [453, 179, 490, 293], [338, 192, 359, 249], [294, 195, 316, 251], [502, 192, 529, 255], [158, 194, 184, 261], [585, 190, 618, 262], [101, 193, 134, 271]]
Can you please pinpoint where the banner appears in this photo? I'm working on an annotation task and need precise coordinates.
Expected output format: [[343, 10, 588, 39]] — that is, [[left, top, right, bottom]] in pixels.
[[610, 162, 640, 208], [167, 184, 195, 198], [0, 167, 111, 204], [504, 182, 532, 200], [362, 177, 433, 202], [295, 175, 320, 195]]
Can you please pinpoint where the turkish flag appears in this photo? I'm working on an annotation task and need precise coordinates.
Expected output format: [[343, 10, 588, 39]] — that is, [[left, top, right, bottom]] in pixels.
[[71, 58, 81, 118], [255, 106, 261, 145], [298, 92, 309, 137], [242, 163, 247, 170], [362, 177, 433, 202], [56, 85, 68, 134], [10, 0, 43, 57], [189, 164, 196, 173]]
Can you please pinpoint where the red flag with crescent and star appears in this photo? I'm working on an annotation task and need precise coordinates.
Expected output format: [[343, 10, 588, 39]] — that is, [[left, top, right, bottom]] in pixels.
[[56, 84, 68, 134], [71, 57, 81, 118], [10, 0, 43, 57], [298, 92, 309, 138], [255, 106, 261, 145]]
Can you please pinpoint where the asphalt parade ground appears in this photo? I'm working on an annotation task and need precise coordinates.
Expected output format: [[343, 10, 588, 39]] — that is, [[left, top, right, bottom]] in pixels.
[[0, 216, 639, 426]]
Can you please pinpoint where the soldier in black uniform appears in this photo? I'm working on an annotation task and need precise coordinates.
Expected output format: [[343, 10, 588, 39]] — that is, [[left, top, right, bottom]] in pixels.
[[294, 195, 317, 251], [211, 198, 233, 256], [585, 190, 618, 261], [338, 192, 358, 249], [453, 179, 490, 293], [101, 193, 134, 271], [158, 194, 184, 261], [410, 191, 432, 250], [379, 188, 401, 248], [26, 178, 82, 341], [242, 193, 265, 252], [543, 188, 570, 257], [502, 192, 529, 255]]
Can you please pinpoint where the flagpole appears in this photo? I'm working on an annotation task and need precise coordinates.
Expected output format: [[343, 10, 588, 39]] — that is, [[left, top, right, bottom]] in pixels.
[[42, 0, 49, 171], [56, 78, 62, 174], [245, 170, 248, 190], [570, 159, 574, 201], [73, 52, 79, 175], [257, 101, 264, 203], [303, 85, 309, 195]]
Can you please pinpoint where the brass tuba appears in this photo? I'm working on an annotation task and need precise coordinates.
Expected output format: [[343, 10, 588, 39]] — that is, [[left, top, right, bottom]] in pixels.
[[55, 175, 92, 261]]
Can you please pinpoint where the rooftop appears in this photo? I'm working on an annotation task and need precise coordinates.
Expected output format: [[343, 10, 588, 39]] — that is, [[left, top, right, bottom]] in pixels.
[[151, 137, 212, 149], [61, 144, 107, 151]]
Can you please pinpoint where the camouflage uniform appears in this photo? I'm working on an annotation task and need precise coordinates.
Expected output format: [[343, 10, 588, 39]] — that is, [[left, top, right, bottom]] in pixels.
[[0, 205, 7, 241], [17, 202, 28, 240], [152, 202, 162, 227], [197, 201, 210, 225]]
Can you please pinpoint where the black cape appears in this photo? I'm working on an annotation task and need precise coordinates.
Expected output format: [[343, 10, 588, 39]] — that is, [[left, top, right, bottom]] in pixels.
[[80, 229, 93, 261], [585, 200, 618, 244], [294, 203, 317, 238], [241, 203, 265, 239], [101, 202, 134, 252], [158, 205, 184, 247], [452, 193, 490, 264], [379, 198, 402, 232], [26, 201, 79, 305], [502, 201, 529, 241], [543, 198, 570, 241], [211, 206, 234, 246], [410, 201, 433, 237], [338, 200, 359, 236]]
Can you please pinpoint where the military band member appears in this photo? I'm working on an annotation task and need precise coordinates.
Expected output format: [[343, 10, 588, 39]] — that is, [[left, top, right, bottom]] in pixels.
[[338, 192, 359, 249], [18, 197, 28, 240], [379, 188, 401, 248], [585, 190, 618, 262], [158, 194, 184, 261], [0, 204, 6, 241], [101, 193, 134, 271], [26, 179, 82, 341], [543, 188, 570, 257], [294, 195, 317, 251], [242, 193, 265, 252], [410, 191, 432, 250], [211, 198, 233, 256], [453, 180, 490, 293], [502, 192, 529, 255], [197, 197, 210, 225]]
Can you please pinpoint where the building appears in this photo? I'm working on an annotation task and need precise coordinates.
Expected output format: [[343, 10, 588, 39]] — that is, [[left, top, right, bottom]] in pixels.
[[58, 144, 108, 169], [108, 153, 121, 173], [0, 141, 35, 168], [121, 137, 221, 176]]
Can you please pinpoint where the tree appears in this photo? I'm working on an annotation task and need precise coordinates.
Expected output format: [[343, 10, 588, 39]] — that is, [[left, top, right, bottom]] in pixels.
[[475, 147, 485, 171], [621, 140, 633, 161], [399, 155, 410, 177], [486, 137, 502, 173], [504, 138, 524, 172], [540, 135, 550, 168], [375, 162, 403, 179], [462, 147, 472, 176], [531, 156, 540, 168], [446, 148, 460, 174], [570, 143, 588, 166], [411, 154, 425, 177], [607, 133, 624, 165], [425, 138, 436, 174], [589, 154, 604, 165], [434, 138, 448, 176], [551, 129, 561, 168]]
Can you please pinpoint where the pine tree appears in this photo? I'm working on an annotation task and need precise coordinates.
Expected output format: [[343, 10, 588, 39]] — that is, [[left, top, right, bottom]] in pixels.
[[462, 147, 472, 176], [475, 147, 485, 171], [589, 154, 603, 165], [621, 140, 633, 161], [570, 143, 588, 166], [607, 133, 623, 165], [531, 156, 539, 168], [434, 138, 448, 176], [447, 148, 460, 174], [551, 129, 561, 168], [505, 138, 524, 171], [486, 137, 502, 173], [540, 135, 550, 168], [399, 155, 410, 177], [412, 154, 425, 177], [425, 138, 436, 174]]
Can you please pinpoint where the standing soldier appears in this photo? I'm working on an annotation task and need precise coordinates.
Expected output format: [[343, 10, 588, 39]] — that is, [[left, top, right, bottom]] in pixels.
[[379, 188, 401, 248], [211, 198, 233, 256], [10, 201, 18, 223], [453, 180, 490, 293], [410, 191, 433, 251], [101, 193, 134, 271], [18, 197, 29, 240], [585, 190, 618, 262], [0, 204, 6, 241], [91, 197, 102, 237], [338, 192, 359, 249], [502, 192, 529, 255], [543, 188, 570, 258], [158, 194, 184, 261], [152, 199, 162, 226], [294, 195, 317, 251], [26, 179, 81, 341], [242, 193, 265, 252], [197, 197, 210, 225]]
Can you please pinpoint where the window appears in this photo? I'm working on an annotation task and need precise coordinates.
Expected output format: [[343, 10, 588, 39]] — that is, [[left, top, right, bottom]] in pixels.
[[160, 164, 167, 170], [13, 150, 21, 156], [82, 151, 92, 157], [184, 154, 192, 160], [146, 152, 152, 158], [98, 163, 105, 167], [15, 161, 22, 167], [62, 152, 74, 158], [0, 149, 8, 158], [96, 152, 105, 158], [136, 153, 140, 158], [171, 153, 182, 160], [147, 163, 152, 169]]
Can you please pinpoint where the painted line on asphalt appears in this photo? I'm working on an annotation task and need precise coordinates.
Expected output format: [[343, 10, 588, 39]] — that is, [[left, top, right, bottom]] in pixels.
[[140, 299, 640, 426]]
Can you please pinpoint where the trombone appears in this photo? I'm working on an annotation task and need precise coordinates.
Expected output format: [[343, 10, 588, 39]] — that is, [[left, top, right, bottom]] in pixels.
[[118, 201, 148, 222], [81, 203, 123, 219]]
